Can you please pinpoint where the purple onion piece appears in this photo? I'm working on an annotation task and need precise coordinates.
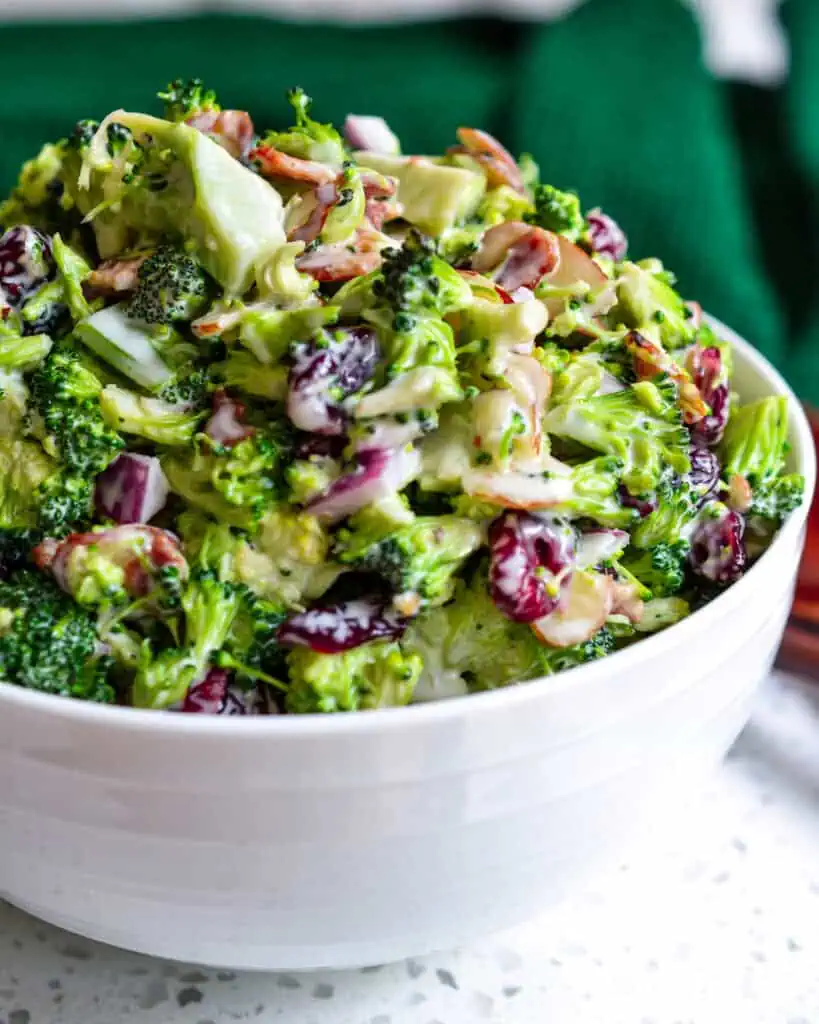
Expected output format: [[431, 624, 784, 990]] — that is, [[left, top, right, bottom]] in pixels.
[[488, 511, 575, 623], [689, 506, 747, 583], [95, 453, 169, 524], [182, 669, 253, 715], [586, 209, 627, 261], [686, 444, 721, 502], [0, 225, 53, 309], [288, 325, 380, 436], [278, 597, 405, 654], [343, 114, 401, 155], [307, 446, 420, 524]]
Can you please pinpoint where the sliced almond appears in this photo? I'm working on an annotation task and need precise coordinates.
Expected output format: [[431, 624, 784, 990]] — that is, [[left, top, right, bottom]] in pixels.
[[532, 570, 614, 648]]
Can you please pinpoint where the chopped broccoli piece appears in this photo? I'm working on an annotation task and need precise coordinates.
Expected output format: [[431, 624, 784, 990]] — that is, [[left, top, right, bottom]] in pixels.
[[720, 396, 788, 487], [0, 142, 69, 234], [634, 596, 690, 633], [212, 351, 287, 401], [132, 572, 240, 709], [543, 379, 690, 496], [158, 365, 214, 406], [261, 86, 345, 167], [538, 627, 616, 675], [615, 261, 696, 349], [0, 570, 115, 702], [158, 78, 221, 122], [377, 230, 472, 322], [402, 569, 547, 701], [99, 385, 205, 445], [0, 526, 41, 577], [631, 473, 700, 549], [28, 344, 124, 533], [335, 514, 482, 606], [286, 640, 422, 713], [74, 304, 176, 391], [128, 245, 211, 325], [749, 472, 805, 524], [621, 540, 690, 597], [0, 327, 52, 370], [525, 183, 584, 240]]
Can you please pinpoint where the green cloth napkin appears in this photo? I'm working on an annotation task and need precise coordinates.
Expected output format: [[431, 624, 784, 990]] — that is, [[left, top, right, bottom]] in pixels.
[[0, 0, 816, 399]]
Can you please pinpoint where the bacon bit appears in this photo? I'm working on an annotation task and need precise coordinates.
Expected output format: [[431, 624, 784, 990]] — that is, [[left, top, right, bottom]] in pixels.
[[726, 473, 753, 513], [453, 127, 526, 194], [85, 254, 148, 298], [611, 581, 644, 623], [625, 330, 709, 422], [288, 181, 339, 244], [250, 144, 336, 185], [191, 304, 244, 340], [205, 389, 255, 448], [360, 170, 402, 230], [295, 228, 388, 282], [35, 525, 187, 599], [187, 109, 255, 160], [471, 221, 560, 292]]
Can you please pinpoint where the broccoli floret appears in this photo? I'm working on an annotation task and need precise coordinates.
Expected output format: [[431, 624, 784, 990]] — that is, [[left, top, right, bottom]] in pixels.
[[128, 245, 211, 325], [377, 230, 472, 323], [543, 379, 690, 496], [28, 344, 124, 533], [0, 527, 41, 578], [132, 572, 241, 709], [99, 385, 205, 445], [0, 142, 69, 234], [615, 261, 696, 349], [553, 456, 638, 528], [261, 86, 345, 167], [158, 78, 220, 122], [212, 351, 287, 401], [401, 569, 548, 701], [525, 183, 584, 240], [219, 586, 288, 687], [51, 233, 96, 323], [0, 327, 52, 370], [631, 472, 700, 549], [621, 540, 690, 597], [335, 514, 482, 607], [749, 472, 805, 525], [163, 429, 291, 528], [539, 627, 616, 675], [67, 119, 99, 151], [0, 570, 115, 702], [158, 366, 215, 406], [285, 640, 422, 713], [720, 396, 788, 487]]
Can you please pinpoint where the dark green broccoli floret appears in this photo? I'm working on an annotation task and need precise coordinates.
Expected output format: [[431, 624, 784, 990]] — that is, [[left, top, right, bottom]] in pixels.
[[158, 366, 215, 406], [621, 540, 690, 597], [67, 119, 99, 152], [128, 245, 211, 325], [260, 87, 345, 166], [525, 183, 584, 240], [544, 378, 690, 496], [158, 78, 220, 122], [375, 230, 471, 325], [539, 627, 616, 675], [335, 514, 482, 605], [218, 585, 288, 686], [631, 473, 700, 549], [106, 122, 134, 157], [28, 344, 124, 533], [0, 570, 115, 702], [0, 527, 41, 578], [750, 472, 805, 524]]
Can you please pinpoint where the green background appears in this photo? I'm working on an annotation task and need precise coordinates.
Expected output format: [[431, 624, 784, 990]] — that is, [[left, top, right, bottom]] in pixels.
[[1, 0, 817, 399]]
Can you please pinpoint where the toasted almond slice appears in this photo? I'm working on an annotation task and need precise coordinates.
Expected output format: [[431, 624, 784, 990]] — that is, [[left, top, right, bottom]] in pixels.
[[532, 570, 614, 648]]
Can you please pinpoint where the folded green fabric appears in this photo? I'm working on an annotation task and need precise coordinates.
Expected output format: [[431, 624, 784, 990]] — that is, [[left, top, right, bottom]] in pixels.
[[0, 3, 815, 400]]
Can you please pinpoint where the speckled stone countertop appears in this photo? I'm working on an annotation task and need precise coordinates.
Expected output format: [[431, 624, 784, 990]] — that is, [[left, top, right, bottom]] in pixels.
[[2, 671, 819, 1024]]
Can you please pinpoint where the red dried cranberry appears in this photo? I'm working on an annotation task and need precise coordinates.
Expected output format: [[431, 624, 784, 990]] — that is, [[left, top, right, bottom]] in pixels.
[[618, 486, 657, 518], [689, 347, 729, 446], [686, 444, 721, 501], [586, 209, 628, 261], [278, 597, 405, 654], [689, 506, 747, 583], [182, 669, 254, 715], [0, 226, 53, 309], [288, 326, 380, 435], [488, 511, 575, 623]]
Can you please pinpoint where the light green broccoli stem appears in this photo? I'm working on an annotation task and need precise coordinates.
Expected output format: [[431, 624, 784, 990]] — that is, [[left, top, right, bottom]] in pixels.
[[286, 641, 422, 713], [0, 330, 52, 370], [99, 385, 205, 445], [720, 396, 788, 487]]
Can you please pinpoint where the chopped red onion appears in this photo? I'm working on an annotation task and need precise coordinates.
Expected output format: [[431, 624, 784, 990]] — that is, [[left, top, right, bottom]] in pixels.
[[95, 453, 169, 524], [279, 597, 405, 653], [307, 446, 421, 523], [344, 114, 401, 155], [205, 390, 254, 447]]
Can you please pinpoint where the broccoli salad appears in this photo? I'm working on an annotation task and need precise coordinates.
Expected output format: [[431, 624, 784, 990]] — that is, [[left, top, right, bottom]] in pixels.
[[0, 81, 804, 713]]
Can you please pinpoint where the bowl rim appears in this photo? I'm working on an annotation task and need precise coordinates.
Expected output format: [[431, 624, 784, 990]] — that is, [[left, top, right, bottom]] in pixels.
[[0, 317, 814, 734]]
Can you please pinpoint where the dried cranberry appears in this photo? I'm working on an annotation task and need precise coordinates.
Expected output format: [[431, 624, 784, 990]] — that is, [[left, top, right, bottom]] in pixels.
[[288, 325, 380, 435], [181, 669, 251, 715], [488, 511, 575, 623], [295, 434, 347, 460], [0, 226, 53, 309], [618, 486, 657, 518], [278, 597, 405, 653], [689, 506, 747, 584], [686, 444, 721, 501], [586, 209, 627, 261], [692, 383, 729, 446]]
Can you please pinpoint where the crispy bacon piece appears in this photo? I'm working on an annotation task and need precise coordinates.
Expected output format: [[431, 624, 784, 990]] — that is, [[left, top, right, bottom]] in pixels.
[[250, 144, 336, 185], [295, 229, 388, 283], [187, 109, 255, 160], [471, 222, 560, 292], [452, 127, 526, 193]]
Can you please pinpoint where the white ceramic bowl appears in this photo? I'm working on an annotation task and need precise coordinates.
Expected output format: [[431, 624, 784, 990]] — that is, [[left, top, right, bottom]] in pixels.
[[0, 321, 814, 971]]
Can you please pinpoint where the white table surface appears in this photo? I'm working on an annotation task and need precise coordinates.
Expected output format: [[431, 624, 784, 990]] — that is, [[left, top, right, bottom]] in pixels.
[[1, 670, 818, 1024]]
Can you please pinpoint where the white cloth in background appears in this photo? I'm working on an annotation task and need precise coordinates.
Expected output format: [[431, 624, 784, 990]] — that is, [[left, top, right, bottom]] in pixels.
[[0, 0, 787, 83]]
